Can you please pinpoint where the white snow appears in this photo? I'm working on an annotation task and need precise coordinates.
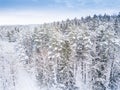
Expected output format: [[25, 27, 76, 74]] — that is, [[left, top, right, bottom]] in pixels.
[[15, 66, 39, 90], [0, 41, 40, 90]]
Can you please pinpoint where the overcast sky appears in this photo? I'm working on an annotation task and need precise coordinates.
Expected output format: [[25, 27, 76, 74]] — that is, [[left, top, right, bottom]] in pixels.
[[0, 0, 119, 25]]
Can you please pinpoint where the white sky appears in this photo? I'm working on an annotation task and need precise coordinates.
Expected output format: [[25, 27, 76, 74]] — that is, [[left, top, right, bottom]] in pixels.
[[0, 9, 119, 25]]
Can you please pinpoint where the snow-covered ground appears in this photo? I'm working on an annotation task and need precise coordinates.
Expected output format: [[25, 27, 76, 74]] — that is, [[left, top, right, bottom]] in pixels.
[[15, 66, 39, 90], [0, 41, 40, 90]]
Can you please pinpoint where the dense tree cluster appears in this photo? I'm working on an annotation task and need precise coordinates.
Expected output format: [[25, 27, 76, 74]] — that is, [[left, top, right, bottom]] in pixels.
[[0, 13, 120, 90]]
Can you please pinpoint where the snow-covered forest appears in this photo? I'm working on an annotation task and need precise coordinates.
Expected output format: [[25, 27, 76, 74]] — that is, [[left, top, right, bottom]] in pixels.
[[0, 13, 120, 90]]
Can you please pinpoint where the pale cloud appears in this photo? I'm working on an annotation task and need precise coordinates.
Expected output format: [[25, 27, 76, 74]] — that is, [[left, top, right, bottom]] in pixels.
[[31, 0, 38, 2], [0, 9, 118, 25], [54, 0, 74, 8], [54, 0, 118, 9], [0, 10, 75, 25], [64, 0, 74, 8], [54, 0, 97, 8], [93, 0, 103, 3]]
